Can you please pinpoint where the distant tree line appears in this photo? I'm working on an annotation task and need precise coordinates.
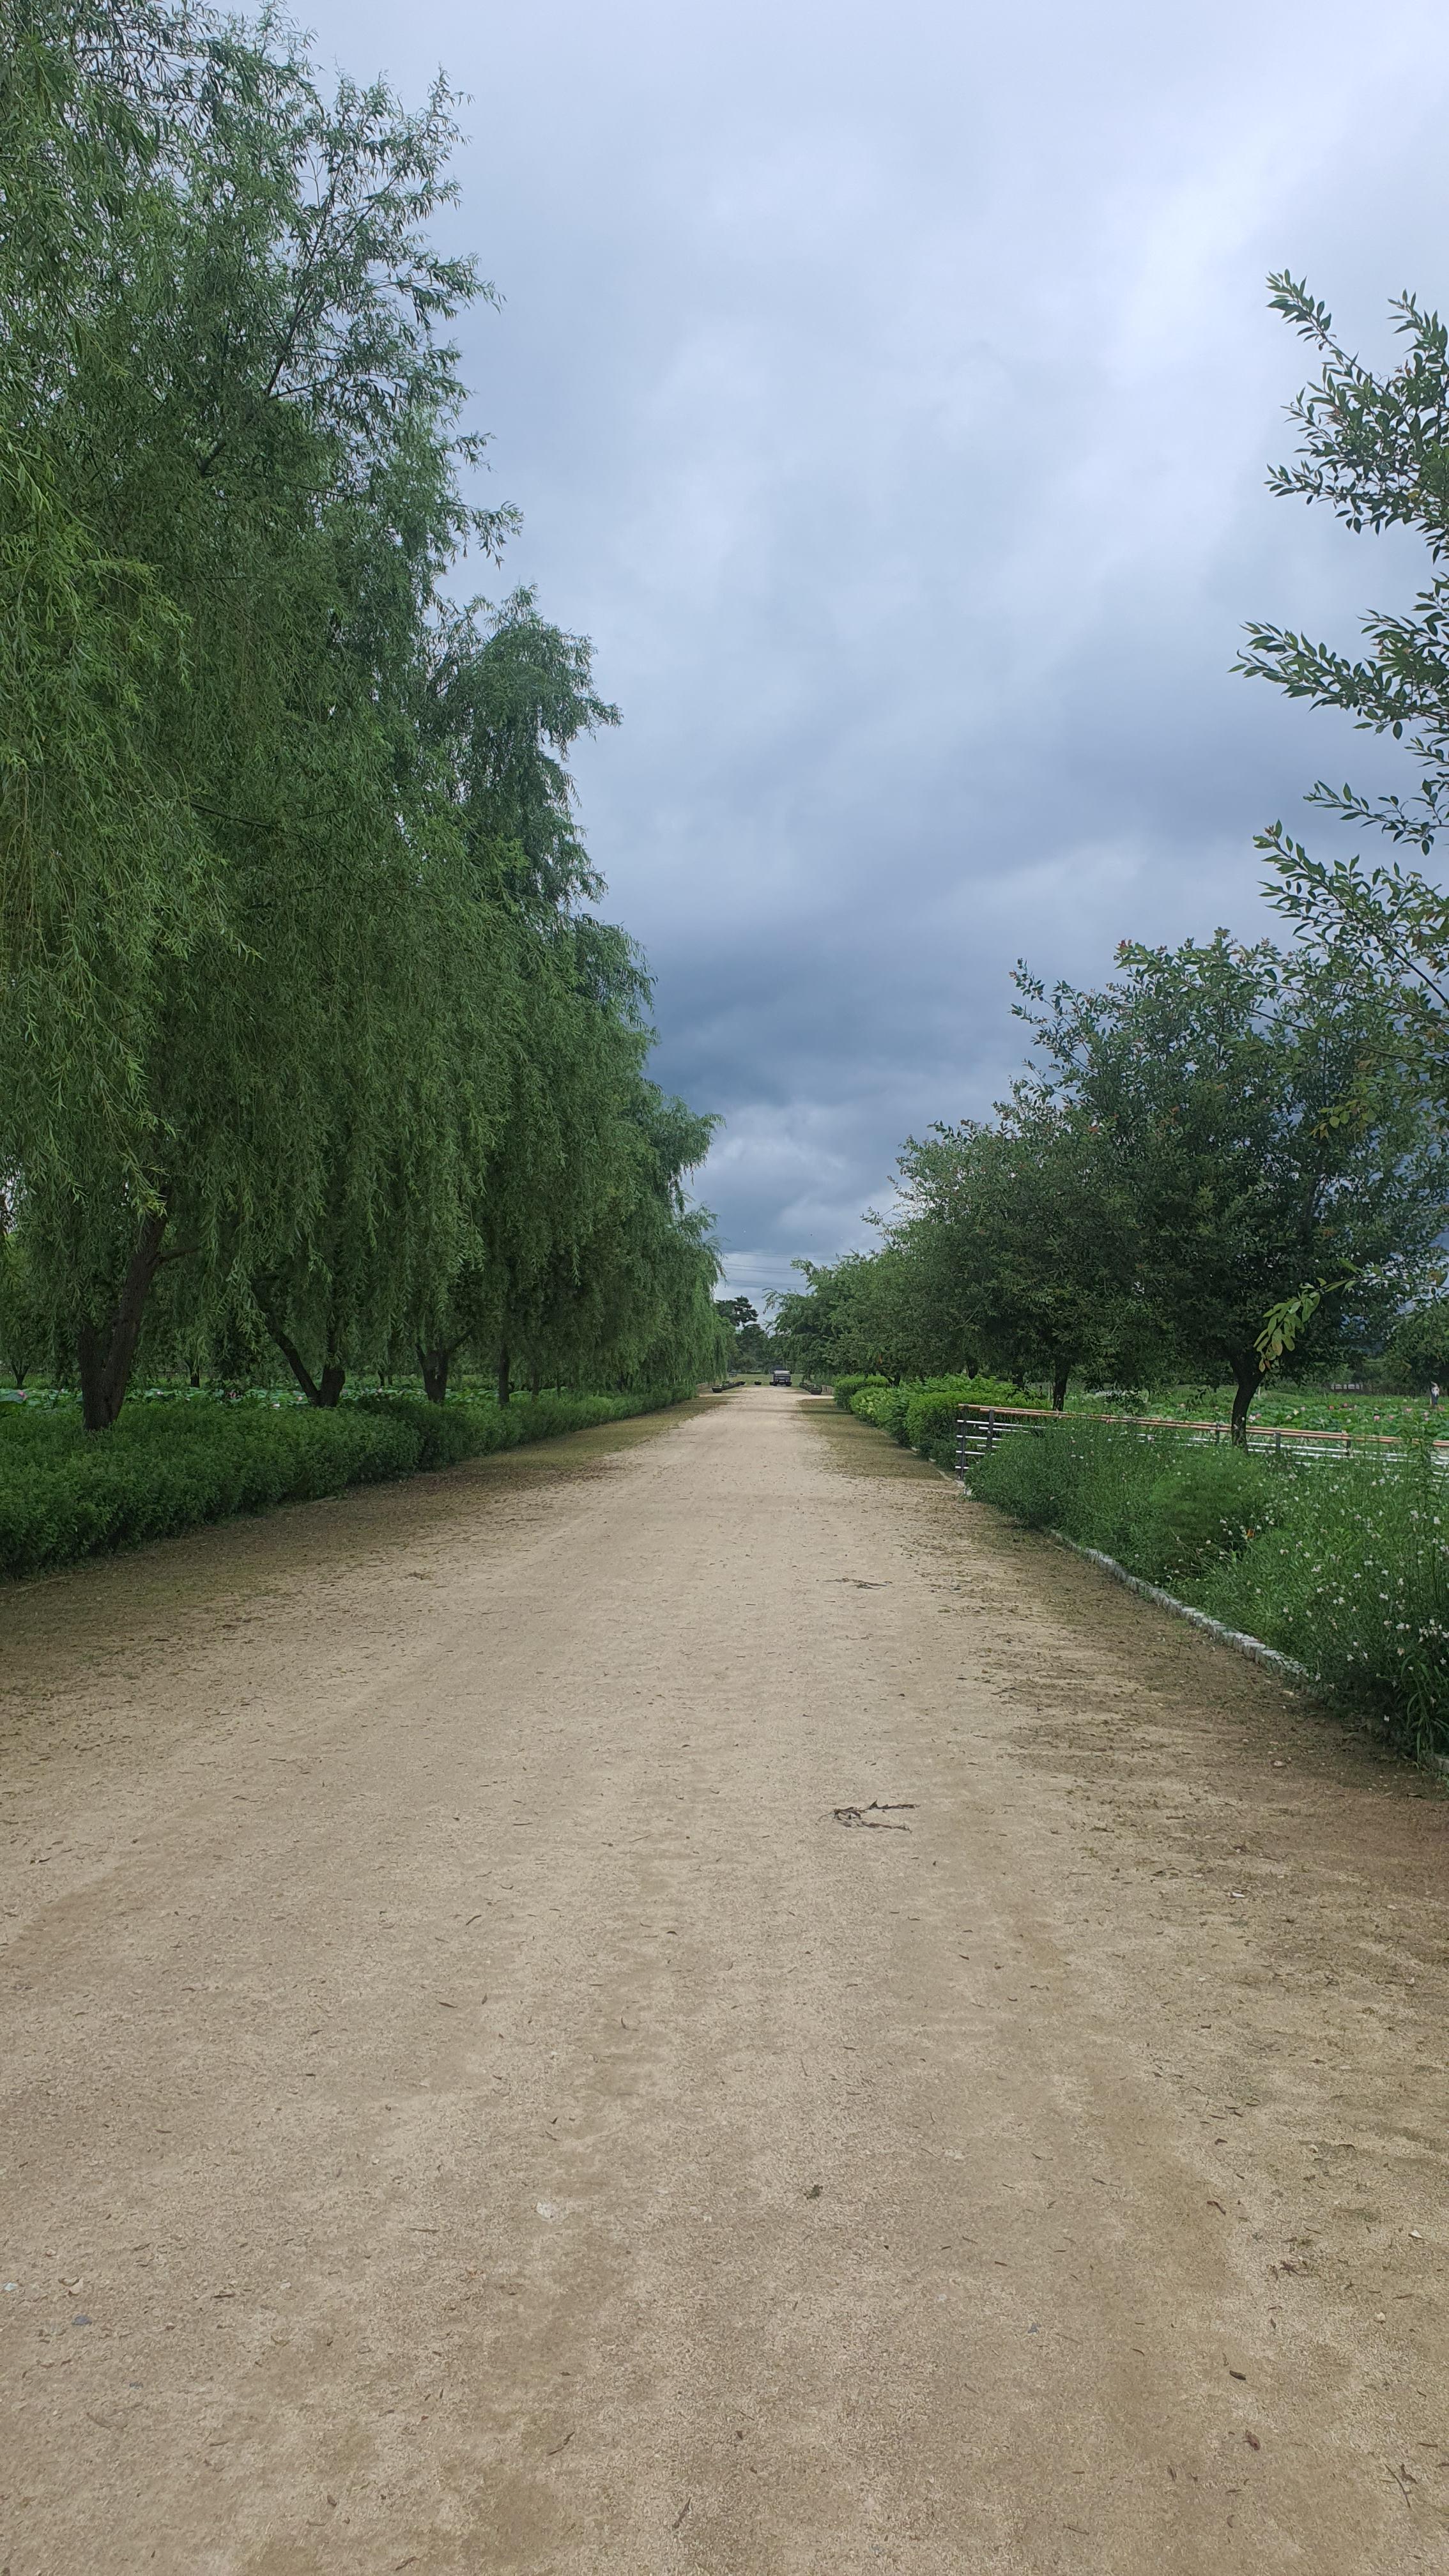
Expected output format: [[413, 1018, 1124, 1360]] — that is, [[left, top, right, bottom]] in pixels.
[[0, 2, 724, 1422]]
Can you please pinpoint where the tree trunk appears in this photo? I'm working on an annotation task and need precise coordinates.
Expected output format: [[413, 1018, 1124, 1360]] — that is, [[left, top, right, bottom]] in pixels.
[[1051, 1360, 1070, 1413], [77, 1209, 169, 1430], [1230, 1357, 1259, 1448], [270, 1326, 345, 1408], [496, 1345, 510, 1406], [417, 1344, 450, 1404]]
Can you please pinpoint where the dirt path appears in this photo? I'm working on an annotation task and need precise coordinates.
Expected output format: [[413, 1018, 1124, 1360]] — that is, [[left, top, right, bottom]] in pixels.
[[3, 1388, 1448, 2574]]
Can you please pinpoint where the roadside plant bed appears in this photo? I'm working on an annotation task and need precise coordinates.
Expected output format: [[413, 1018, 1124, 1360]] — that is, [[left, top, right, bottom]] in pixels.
[[833, 1372, 1022, 1470], [965, 1417, 1449, 1767], [0, 1387, 694, 1581]]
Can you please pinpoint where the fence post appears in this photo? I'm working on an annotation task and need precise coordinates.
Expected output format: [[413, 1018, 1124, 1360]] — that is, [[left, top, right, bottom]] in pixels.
[[986, 1409, 996, 1452]]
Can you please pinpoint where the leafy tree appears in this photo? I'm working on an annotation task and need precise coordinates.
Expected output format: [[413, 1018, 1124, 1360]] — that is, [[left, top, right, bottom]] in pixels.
[[0, 4, 215, 1412], [714, 1296, 778, 1372], [0, 1190, 47, 1389], [3, 4, 513, 1420], [1019, 933, 1448, 1438], [887, 1101, 1158, 1407], [408, 602, 627, 1402], [1, 1, 722, 1425], [1241, 275, 1449, 1091], [540, 1085, 723, 1390], [772, 1246, 933, 1382], [779, 1100, 1155, 1404], [717, 1296, 757, 1333], [426, 586, 618, 909], [1381, 1298, 1449, 1393]]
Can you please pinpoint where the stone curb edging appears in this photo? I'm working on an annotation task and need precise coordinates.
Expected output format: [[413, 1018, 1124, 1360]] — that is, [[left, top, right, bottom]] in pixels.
[[1064, 1535, 1449, 1781], [939, 1462, 1312, 1687], [1060, 1538, 1313, 1688], [942, 1463, 1449, 1781]]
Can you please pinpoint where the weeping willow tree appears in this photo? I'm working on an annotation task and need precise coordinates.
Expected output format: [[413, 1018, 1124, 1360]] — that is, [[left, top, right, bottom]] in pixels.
[[2, 4, 514, 1418], [410, 599, 722, 1399], [1, 1, 722, 1420], [0, 8, 213, 1413], [538, 1084, 726, 1390]]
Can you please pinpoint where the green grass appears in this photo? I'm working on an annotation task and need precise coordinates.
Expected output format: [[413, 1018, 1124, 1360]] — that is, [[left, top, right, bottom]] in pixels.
[[0, 1385, 694, 1581], [1061, 1384, 1436, 1437]]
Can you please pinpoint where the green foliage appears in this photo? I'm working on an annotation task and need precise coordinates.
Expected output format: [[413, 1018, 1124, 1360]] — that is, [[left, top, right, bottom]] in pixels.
[[887, 1105, 1156, 1400], [2, 1, 509, 1414], [714, 1295, 776, 1374], [1016, 933, 1446, 1432], [847, 1384, 908, 1431], [1244, 275, 1449, 1135], [0, 1399, 417, 1578], [1082, 1383, 1428, 1432], [832, 1374, 889, 1410], [1382, 1299, 1449, 1392], [1197, 1452, 1449, 1762], [968, 1420, 1286, 1584], [0, 2, 721, 1427], [773, 1249, 932, 1383], [845, 1372, 1022, 1468], [787, 931, 1445, 1438], [1243, 276, 1449, 858], [0, 1216, 47, 1387], [0, 1385, 693, 1579]]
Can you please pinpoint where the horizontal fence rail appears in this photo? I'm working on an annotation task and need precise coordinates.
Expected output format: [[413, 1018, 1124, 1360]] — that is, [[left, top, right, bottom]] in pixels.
[[954, 1401, 1449, 1476]]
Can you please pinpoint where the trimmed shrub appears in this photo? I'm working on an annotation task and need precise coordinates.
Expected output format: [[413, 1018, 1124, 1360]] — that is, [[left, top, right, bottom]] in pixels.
[[851, 1382, 910, 1436], [843, 1372, 1022, 1468], [0, 1384, 692, 1581], [832, 1374, 889, 1411]]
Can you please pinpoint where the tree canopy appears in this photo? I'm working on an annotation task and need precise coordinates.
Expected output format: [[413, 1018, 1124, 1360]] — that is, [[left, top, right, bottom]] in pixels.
[[778, 934, 1446, 1436], [1243, 275, 1449, 1097], [0, 1, 721, 1421]]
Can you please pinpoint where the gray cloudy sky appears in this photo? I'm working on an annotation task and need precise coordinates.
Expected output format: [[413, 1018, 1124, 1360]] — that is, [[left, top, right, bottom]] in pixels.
[[305, 0, 1449, 1303]]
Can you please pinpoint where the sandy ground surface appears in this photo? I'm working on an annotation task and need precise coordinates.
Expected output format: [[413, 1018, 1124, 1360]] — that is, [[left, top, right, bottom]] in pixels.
[[2, 1386, 1448, 2575]]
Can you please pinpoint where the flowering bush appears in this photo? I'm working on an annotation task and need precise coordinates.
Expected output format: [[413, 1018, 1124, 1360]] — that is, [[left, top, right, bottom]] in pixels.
[[1199, 1448, 1449, 1763]]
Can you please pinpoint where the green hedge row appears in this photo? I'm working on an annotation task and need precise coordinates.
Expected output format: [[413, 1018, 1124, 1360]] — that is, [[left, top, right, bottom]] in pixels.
[[0, 1386, 693, 1581], [833, 1372, 1023, 1470], [967, 1416, 1449, 1766]]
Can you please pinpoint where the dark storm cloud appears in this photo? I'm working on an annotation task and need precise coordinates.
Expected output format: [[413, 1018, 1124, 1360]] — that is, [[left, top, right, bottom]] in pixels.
[[304, 0, 1449, 1301]]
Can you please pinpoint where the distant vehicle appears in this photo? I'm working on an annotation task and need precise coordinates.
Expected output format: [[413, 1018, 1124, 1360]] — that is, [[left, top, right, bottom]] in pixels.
[[770, 1368, 792, 1386]]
